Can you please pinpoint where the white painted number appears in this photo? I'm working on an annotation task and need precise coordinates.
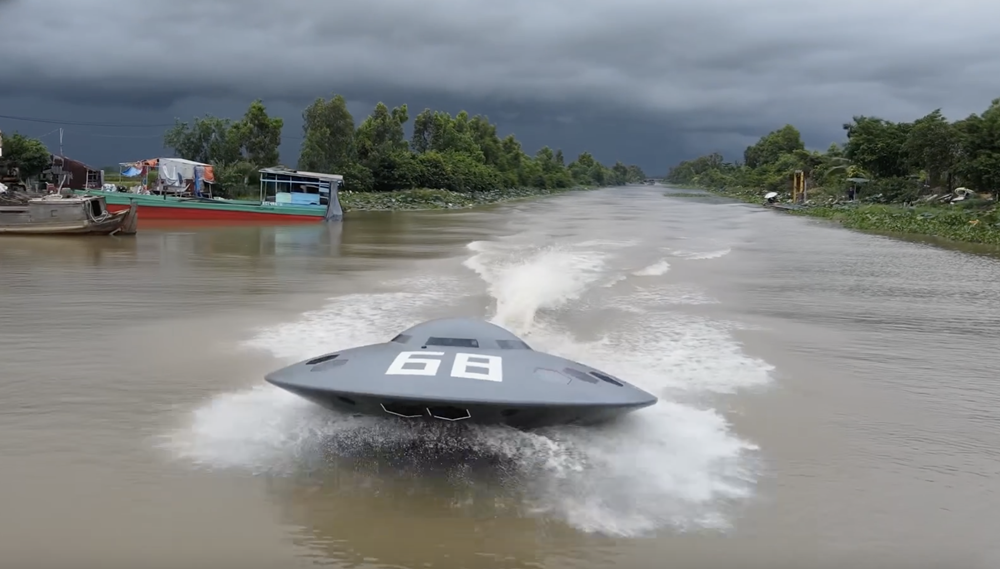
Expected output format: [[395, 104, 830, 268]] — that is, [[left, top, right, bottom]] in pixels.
[[385, 351, 444, 376], [451, 352, 502, 382], [385, 351, 503, 382]]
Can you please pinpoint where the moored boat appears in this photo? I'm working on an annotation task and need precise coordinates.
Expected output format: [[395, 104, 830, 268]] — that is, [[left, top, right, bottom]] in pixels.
[[72, 192, 328, 222], [0, 193, 138, 236], [74, 166, 343, 223]]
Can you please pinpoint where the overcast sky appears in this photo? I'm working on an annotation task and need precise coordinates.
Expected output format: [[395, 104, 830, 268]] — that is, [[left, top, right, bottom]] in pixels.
[[1, 0, 997, 174]]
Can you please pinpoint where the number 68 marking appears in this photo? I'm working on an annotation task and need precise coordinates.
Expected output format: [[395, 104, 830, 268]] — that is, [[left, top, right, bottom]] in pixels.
[[385, 351, 503, 382]]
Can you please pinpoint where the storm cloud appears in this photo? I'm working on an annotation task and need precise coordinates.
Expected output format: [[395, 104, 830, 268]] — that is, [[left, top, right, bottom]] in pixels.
[[1, 0, 997, 171]]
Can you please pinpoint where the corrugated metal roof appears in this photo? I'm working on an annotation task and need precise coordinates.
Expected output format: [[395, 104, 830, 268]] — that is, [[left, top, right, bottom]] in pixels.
[[259, 167, 343, 182]]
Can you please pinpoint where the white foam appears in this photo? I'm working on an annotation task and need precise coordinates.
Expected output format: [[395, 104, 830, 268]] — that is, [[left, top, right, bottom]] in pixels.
[[462, 241, 611, 335], [633, 259, 671, 276], [163, 236, 771, 538], [673, 248, 732, 260], [609, 285, 719, 309]]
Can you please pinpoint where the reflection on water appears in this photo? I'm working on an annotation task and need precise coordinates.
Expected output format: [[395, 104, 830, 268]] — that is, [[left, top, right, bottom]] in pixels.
[[267, 473, 615, 569], [0, 235, 139, 267], [2, 186, 1000, 568]]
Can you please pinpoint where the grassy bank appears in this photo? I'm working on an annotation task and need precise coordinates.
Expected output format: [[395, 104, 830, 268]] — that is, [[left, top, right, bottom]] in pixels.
[[336, 185, 591, 211], [94, 183, 590, 211], [676, 185, 1000, 246], [801, 203, 1000, 245]]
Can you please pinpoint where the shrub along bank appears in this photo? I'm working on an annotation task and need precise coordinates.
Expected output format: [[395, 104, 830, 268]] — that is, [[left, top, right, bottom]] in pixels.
[[675, 184, 1000, 246], [799, 202, 1000, 245], [338, 185, 590, 211], [665, 97, 1000, 245]]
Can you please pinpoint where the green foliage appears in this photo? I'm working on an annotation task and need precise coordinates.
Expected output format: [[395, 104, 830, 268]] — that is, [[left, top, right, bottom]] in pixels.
[[743, 124, 804, 168], [162, 116, 242, 165], [0, 131, 51, 179], [297, 94, 355, 173], [339, 186, 594, 211], [325, 102, 645, 194], [667, 97, 1000, 202], [665, 96, 1000, 244], [212, 161, 260, 198], [164, 95, 645, 197], [232, 100, 283, 167], [842, 116, 911, 179], [163, 99, 284, 171], [802, 204, 1000, 246]]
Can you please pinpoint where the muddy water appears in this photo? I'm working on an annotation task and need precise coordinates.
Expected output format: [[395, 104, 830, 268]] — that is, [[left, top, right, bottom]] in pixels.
[[1, 186, 998, 568]]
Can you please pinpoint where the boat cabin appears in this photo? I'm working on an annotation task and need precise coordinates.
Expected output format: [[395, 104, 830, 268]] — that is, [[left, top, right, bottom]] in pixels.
[[258, 168, 344, 208]]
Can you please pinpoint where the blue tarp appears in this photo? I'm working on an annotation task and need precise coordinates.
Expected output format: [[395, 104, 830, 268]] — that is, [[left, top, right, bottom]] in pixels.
[[289, 192, 321, 206], [121, 166, 141, 177]]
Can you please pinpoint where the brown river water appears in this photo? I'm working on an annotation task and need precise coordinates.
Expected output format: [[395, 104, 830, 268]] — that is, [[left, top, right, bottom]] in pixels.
[[1, 186, 999, 569]]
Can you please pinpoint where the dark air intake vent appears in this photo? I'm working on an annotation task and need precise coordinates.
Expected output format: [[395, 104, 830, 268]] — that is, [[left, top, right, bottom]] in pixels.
[[306, 353, 338, 365], [425, 337, 479, 348], [590, 371, 623, 386], [562, 368, 598, 383], [496, 340, 531, 350]]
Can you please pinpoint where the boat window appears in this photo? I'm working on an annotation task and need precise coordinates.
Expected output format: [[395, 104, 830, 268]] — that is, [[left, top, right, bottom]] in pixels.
[[562, 368, 598, 383], [425, 337, 479, 348], [391, 334, 412, 344], [496, 340, 531, 350]]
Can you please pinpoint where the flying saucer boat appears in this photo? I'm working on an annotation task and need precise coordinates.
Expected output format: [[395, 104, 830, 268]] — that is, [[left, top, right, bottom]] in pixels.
[[264, 317, 658, 429]]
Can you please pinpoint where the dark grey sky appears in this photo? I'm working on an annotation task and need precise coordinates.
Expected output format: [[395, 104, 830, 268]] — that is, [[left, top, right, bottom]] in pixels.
[[1, 0, 996, 174]]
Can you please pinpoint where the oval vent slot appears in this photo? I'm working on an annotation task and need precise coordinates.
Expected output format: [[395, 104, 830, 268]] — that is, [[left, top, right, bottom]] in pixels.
[[306, 353, 339, 365], [311, 359, 348, 372], [497, 340, 531, 350], [562, 367, 598, 383], [590, 371, 623, 386]]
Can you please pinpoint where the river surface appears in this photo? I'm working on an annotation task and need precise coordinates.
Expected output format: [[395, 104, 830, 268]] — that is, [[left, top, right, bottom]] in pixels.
[[2, 186, 999, 568]]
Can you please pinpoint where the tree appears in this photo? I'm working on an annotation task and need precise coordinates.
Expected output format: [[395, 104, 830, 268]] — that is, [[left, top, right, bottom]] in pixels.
[[355, 102, 409, 166], [842, 116, 911, 179], [744, 125, 805, 168], [164, 94, 646, 196], [298, 94, 356, 173], [904, 109, 958, 188], [233, 99, 282, 167], [163, 116, 241, 165], [1, 132, 51, 180], [953, 99, 1000, 199], [665, 95, 1000, 203]]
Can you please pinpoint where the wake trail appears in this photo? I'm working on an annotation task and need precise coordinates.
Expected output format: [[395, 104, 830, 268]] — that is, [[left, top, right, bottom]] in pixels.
[[161, 236, 771, 537]]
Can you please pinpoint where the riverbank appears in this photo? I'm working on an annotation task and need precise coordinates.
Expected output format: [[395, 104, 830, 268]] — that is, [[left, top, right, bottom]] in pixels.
[[671, 185, 1000, 246], [338, 185, 591, 211]]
